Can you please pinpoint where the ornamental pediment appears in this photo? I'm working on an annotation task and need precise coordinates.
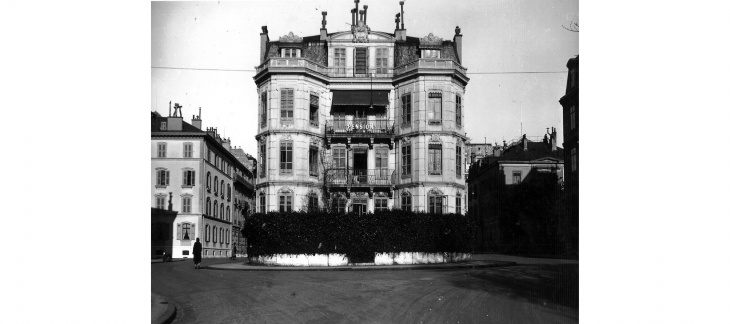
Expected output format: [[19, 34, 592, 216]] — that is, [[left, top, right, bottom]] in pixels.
[[279, 32, 302, 43], [420, 33, 443, 46]]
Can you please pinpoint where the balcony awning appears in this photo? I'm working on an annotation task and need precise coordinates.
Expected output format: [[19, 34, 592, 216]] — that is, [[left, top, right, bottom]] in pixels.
[[332, 90, 389, 106]]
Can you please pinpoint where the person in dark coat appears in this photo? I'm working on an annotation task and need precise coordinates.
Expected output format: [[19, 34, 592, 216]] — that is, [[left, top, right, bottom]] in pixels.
[[193, 238, 202, 269], [231, 244, 237, 260]]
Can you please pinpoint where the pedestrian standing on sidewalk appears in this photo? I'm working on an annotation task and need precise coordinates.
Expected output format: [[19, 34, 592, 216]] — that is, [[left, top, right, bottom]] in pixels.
[[231, 244, 237, 260], [193, 238, 202, 269]]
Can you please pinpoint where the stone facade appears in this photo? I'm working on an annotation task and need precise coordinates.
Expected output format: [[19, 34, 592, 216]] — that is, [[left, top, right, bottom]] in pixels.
[[253, 3, 469, 215]]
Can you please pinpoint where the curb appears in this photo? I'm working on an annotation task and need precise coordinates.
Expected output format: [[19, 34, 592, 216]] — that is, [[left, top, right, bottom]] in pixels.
[[152, 294, 177, 324], [204, 260, 517, 271]]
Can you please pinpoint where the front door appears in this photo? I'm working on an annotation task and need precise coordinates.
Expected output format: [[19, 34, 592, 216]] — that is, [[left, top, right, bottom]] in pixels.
[[352, 203, 367, 215]]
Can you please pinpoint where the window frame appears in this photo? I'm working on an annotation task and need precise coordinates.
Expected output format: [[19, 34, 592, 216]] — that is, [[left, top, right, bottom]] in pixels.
[[309, 94, 319, 127], [183, 142, 193, 158], [354, 47, 368, 75], [307, 194, 318, 212], [280, 141, 293, 174], [512, 171, 522, 184], [570, 105, 576, 130], [333, 48, 346, 74], [374, 197, 388, 212], [260, 92, 268, 128], [401, 192, 412, 211], [456, 193, 462, 215], [281, 48, 300, 58], [280, 88, 294, 124], [428, 92, 442, 124], [160, 121, 167, 130], [157, 142, 167, 158], [155, 194, 166, 210], [279, 193, 292, 212], [428, 143, 443, 175], [260, 143, 266, 178], [401, 143, 412, 177], [182, 169, 195, 187], [421, 49, 441, 58], [309, 145, 319, 176], [429, 195, 444, 214], [401, 93, 411, 126], [456, 94, 462, 128], [259, 192, 266, 213], [205, 224, 210, 242], [571, 148, 577, 172], [182, 195, 192, 214], [156, 168, 170, 187], [456, 145, 462, 178], [375, 47, 388, 74]]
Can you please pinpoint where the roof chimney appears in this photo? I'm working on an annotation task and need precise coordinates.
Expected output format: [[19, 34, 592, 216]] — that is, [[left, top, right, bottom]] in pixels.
[[168, 101, 171, 117], [168, 103, 183, 131], [192, 107, 202, 130], [363, 5, 368, 25], [453, 26, 463, 64], [320, 11, 327, 40], [395, 1, 407, 41], [550, 127, 557, 151], [522, 134, 528, 151], [355, 0, 360, 24], [260, 26, 269, 64], [351, 9, 356, 26]]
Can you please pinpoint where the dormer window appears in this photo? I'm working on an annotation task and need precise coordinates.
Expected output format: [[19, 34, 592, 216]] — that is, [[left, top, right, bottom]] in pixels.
[[281, 48, 300, 58], [160, 122, 167, 130], [421, 49, 440, 58]]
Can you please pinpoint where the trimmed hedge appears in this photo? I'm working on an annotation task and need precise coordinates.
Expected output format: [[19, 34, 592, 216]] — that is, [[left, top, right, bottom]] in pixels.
[[243, 210, 474, 258]]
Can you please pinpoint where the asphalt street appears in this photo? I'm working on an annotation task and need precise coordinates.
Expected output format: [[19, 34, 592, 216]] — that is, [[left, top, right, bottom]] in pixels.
[[151, 257, 578, 323]]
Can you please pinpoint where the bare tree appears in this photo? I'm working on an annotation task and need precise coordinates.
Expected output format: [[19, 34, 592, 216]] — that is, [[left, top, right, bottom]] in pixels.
[[562, 21, 579, 32], [299, 146, 340, 213]]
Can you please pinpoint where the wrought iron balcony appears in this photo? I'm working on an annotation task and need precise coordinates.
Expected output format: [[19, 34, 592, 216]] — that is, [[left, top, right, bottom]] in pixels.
[[325, 118, 395, 138], [255, 58, 394, 78], [325, 168, 394, 187]]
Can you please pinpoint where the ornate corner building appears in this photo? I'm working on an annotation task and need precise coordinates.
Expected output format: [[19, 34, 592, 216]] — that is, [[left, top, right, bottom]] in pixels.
[[253, 1, 469, 214]]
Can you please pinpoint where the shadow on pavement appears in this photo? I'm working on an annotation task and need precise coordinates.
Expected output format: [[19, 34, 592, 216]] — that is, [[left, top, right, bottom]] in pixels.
[[448, 264, 578, 310]]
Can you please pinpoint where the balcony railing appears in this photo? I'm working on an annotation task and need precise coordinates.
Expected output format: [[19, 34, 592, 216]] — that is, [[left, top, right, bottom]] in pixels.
[[325, 168, 394, 187], [325, 118, 394, 137], [234, 174, 255, 192], [394, 58, 468, 76]]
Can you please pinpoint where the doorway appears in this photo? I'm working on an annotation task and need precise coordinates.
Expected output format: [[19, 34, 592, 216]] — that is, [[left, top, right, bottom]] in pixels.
[[353, 148, 368, 184]]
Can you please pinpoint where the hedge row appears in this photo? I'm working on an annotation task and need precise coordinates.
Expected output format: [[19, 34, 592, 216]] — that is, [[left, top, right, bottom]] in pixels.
[[243, 210, 474, 258]]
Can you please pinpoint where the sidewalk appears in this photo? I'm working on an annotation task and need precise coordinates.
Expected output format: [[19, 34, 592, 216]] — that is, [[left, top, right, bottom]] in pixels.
[[151, 293, 176, 324]]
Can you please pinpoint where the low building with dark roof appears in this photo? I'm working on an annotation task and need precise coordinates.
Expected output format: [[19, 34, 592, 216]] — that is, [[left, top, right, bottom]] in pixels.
[[467, 128, 564, 252]]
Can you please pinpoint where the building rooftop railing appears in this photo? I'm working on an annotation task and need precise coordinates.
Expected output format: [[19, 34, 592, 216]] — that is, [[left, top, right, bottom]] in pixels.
[[256, 57, 466, 78]]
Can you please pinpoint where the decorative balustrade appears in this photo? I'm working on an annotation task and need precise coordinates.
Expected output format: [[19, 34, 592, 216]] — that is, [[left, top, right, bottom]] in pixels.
[[325, 169, 394, 187], [256, 58, 466, 78]]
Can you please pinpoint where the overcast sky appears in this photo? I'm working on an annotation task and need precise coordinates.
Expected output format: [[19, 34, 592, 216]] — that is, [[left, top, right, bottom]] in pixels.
[[152, 0, 578, 155]]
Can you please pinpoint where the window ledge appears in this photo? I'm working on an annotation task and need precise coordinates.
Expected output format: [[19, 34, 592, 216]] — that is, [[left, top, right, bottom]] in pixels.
[[428, 121, 442, 125], [182, 185, 193, 188], [429, 172, 442, 176], [400, 174, 411, 179], [155, 185, 167, 189]]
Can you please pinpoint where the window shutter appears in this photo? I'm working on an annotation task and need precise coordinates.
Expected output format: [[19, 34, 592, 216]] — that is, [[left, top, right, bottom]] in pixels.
[[191, 171, 195, 185], [190, 224, 196, 240], [156, 171, 161, 185], [176, 223, 181, 240], [165, 170, 170, 185]]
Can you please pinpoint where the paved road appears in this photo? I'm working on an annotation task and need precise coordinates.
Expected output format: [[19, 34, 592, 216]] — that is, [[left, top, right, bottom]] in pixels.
[[152, 258, 578, 323]]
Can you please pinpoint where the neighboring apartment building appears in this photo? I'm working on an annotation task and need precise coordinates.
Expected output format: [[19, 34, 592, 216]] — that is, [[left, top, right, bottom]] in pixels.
[[467, 129, 564, 251], [230, 146, 256, 256], [254, 1, 469, 214], [151, 106, 255, 259], [559, 55, 578, 254]]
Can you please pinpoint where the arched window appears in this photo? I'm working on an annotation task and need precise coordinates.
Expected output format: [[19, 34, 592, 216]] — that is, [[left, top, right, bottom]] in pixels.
[[226, 206, 230, 221], [259, 191, 266, 213], [331, 193, 346, 214], [278, 187, 293, 212], [214, 176, 218, 195], [206, 172, 211, 192], [214, 200, 218, 217], [220, 180, 225, 198], [220, 228, 224, 245], [400, 190, 412, 211], [206, 197, 211, 215], [205, 224, 210, 242], [220, 203, 225, 219], [213, 226, 217, 243], [227, 184, 231, 201], [428, 188, 446, 214], [456, 192, 462, 215]]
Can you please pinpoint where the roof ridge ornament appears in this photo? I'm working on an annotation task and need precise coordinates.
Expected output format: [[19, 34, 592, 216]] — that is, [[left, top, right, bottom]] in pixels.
[[280, 31, 302, 43], [420, 33, 443, 46]]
